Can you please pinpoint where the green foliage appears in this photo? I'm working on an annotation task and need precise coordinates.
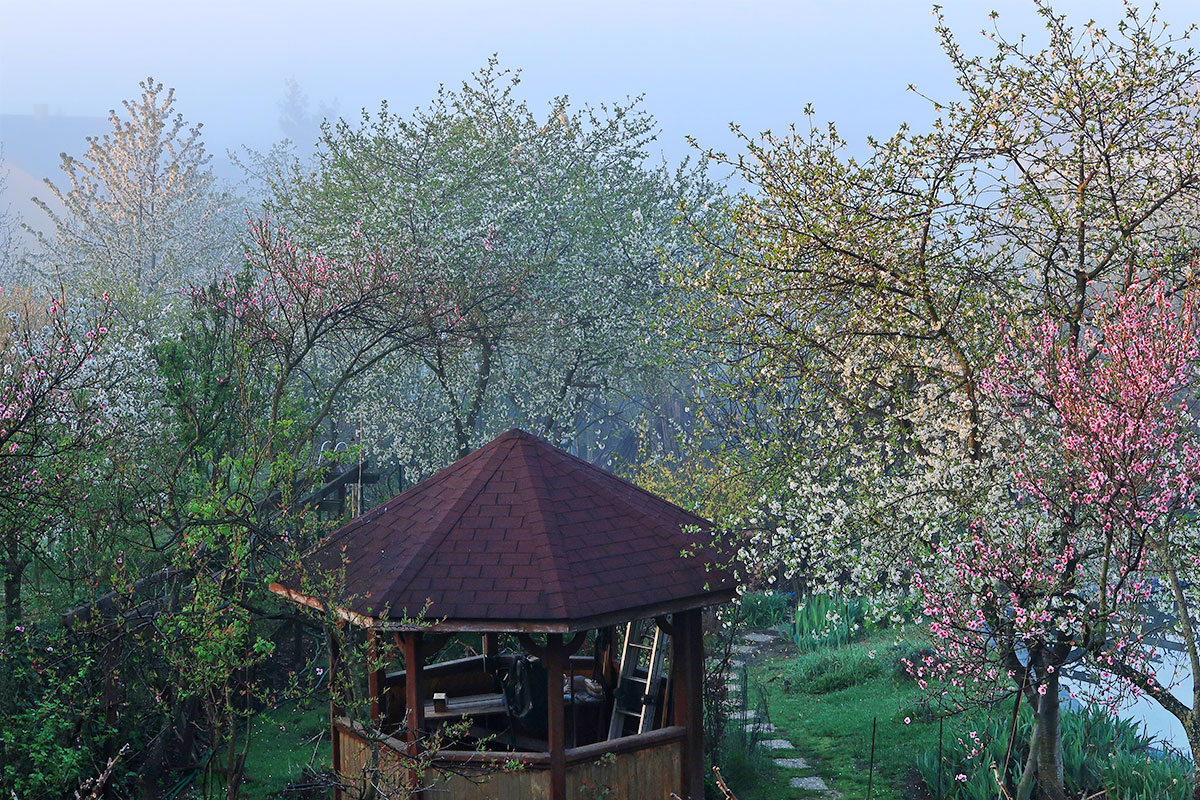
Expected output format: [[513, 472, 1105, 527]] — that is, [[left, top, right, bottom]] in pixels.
[[674, 8, 1200, 799], [0, 630, 104, 798], [738, 591, 792, 628], [718, 726, 777, 798], [917, 704, 1191, 800], [241, 703, 331, 800], [791, 594, 865, 651], [715, 687, 778, 800], [751, 629, 1193, 800], [748, 630, 938, 800], [779, 642, 888, 695]]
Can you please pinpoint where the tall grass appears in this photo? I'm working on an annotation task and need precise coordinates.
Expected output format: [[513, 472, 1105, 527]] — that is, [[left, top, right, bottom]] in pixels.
[[917, 703, 1191, 800], [715, 684, 777, 799], [791, 594, 865, 651]]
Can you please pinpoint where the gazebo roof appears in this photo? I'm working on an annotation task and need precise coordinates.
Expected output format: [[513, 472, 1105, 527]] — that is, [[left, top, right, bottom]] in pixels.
[[271, 429, 736, 632]]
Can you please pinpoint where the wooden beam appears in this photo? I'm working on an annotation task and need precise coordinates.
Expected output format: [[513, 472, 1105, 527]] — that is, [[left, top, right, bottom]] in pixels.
[[400, 631, 426, 798], [544, 634, 567, 800], [672, 609, 705, 799], [516, 631, 586, 660], [266, 583, 376, 629], [400, 632, 425, 755], [366, 589, 738, 634], [330, 622, 344, 800]]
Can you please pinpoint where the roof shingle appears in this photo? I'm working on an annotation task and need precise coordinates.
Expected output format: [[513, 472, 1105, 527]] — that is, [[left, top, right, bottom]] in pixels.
[[276, 429, 736, 629]]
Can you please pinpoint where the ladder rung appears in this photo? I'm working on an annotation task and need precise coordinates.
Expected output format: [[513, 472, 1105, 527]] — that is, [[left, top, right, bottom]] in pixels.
[[608, 620, 666, 740]]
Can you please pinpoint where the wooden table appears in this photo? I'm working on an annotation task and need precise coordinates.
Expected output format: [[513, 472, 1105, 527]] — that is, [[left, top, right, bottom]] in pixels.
[[424, 692, 507, 722]]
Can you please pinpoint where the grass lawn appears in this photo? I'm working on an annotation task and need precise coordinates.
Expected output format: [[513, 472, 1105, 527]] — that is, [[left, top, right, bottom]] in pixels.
[[241, 700, 332, 800], [731, 630, 944, 800]]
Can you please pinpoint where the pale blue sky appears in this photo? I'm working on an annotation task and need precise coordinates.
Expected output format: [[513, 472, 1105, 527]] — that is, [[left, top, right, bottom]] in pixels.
[[2, 0, 1199, 176]]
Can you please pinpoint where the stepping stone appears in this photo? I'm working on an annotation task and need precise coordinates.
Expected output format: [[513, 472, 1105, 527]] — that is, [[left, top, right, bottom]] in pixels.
[[772, 756, 809, 769], [789, 776, 840, 797], [731, 708, 757, 719], [729, 659, 746, 668], [743, 632, 778, 643], [731, 644, 755, 654], [746, 722, 777, 733], [760, 739, 794, 750]]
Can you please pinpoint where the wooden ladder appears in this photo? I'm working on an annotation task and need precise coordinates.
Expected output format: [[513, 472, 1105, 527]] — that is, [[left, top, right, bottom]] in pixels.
[[607, 618, 666, 739]]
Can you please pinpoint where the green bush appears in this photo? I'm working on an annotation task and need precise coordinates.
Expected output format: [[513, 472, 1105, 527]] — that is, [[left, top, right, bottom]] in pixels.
[[791, 594, 865, 651], [781, 642, 887, 694], [738, 591, 793, 628], [916, 703, 1190, 800], [0, 629, 104, 799]]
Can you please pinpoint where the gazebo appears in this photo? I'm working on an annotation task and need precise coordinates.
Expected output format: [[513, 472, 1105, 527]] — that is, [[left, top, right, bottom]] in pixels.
[[270, 429, 736, 800]]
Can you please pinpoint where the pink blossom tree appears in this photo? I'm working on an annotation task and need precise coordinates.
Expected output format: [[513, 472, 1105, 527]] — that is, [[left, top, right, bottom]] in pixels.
[[0, 288, 114, 630], [912, 277, 1200, 798], [1019, 279, 1200, 778]]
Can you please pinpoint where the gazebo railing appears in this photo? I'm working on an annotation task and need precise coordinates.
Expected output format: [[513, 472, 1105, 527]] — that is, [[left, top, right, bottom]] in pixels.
[[334, 717, 686, 799]]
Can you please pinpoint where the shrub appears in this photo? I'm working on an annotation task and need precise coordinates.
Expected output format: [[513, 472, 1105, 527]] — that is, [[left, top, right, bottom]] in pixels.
[[781, 643, 887, 695], [738, 591, 792, 628]]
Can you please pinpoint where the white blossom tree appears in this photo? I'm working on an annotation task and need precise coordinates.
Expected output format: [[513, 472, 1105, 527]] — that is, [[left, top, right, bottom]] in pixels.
[[29, 77, 240, 309], [262, 59, 722, 477], [0, 149, 28, 286]]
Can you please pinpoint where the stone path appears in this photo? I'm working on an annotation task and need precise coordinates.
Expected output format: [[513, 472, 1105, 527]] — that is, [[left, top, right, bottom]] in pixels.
[[727, 629, 841, 799]]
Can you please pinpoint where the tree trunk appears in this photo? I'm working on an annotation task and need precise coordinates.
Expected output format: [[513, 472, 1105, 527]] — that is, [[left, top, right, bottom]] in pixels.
[[1186, 724, 1200, 800], [1034, 672, 1066, 800], [1016, 709, 1040, 800], [139, 714, 174, 800], [3, 571, 19, 630]]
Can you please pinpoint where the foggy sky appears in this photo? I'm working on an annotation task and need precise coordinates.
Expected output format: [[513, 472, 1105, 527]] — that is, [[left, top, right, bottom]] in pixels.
[[3, 0, 1199, 187]]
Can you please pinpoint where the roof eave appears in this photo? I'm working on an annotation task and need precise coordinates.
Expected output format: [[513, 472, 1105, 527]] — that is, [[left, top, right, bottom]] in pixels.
[[373, 586, 740, 633], [270, 580, 738, 633]]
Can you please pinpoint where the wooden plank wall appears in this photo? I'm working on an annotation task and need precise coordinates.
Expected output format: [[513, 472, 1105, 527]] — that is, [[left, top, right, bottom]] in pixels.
[[565, 739, 683, 800], [336, 719, 682, 799], [425, 767, 552, 799], [335, 722, 410, 798]]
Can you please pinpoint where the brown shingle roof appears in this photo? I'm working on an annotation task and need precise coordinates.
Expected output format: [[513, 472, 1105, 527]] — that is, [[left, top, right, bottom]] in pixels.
[[274, 429, 736, 631]]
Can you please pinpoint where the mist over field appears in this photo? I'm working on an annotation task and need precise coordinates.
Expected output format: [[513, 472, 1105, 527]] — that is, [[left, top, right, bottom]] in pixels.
[[6, 0, 1186, 220]]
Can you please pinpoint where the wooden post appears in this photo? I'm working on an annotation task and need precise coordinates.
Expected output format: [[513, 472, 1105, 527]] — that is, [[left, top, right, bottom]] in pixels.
[[400, 632, 426, 797], [672, 610, 705, 800], [329, 622, 344, 800], [545, 634, 567, 800], [482, 632, 499, 657], [515, 632, 585, 800], [400, 632, 425, 754]]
